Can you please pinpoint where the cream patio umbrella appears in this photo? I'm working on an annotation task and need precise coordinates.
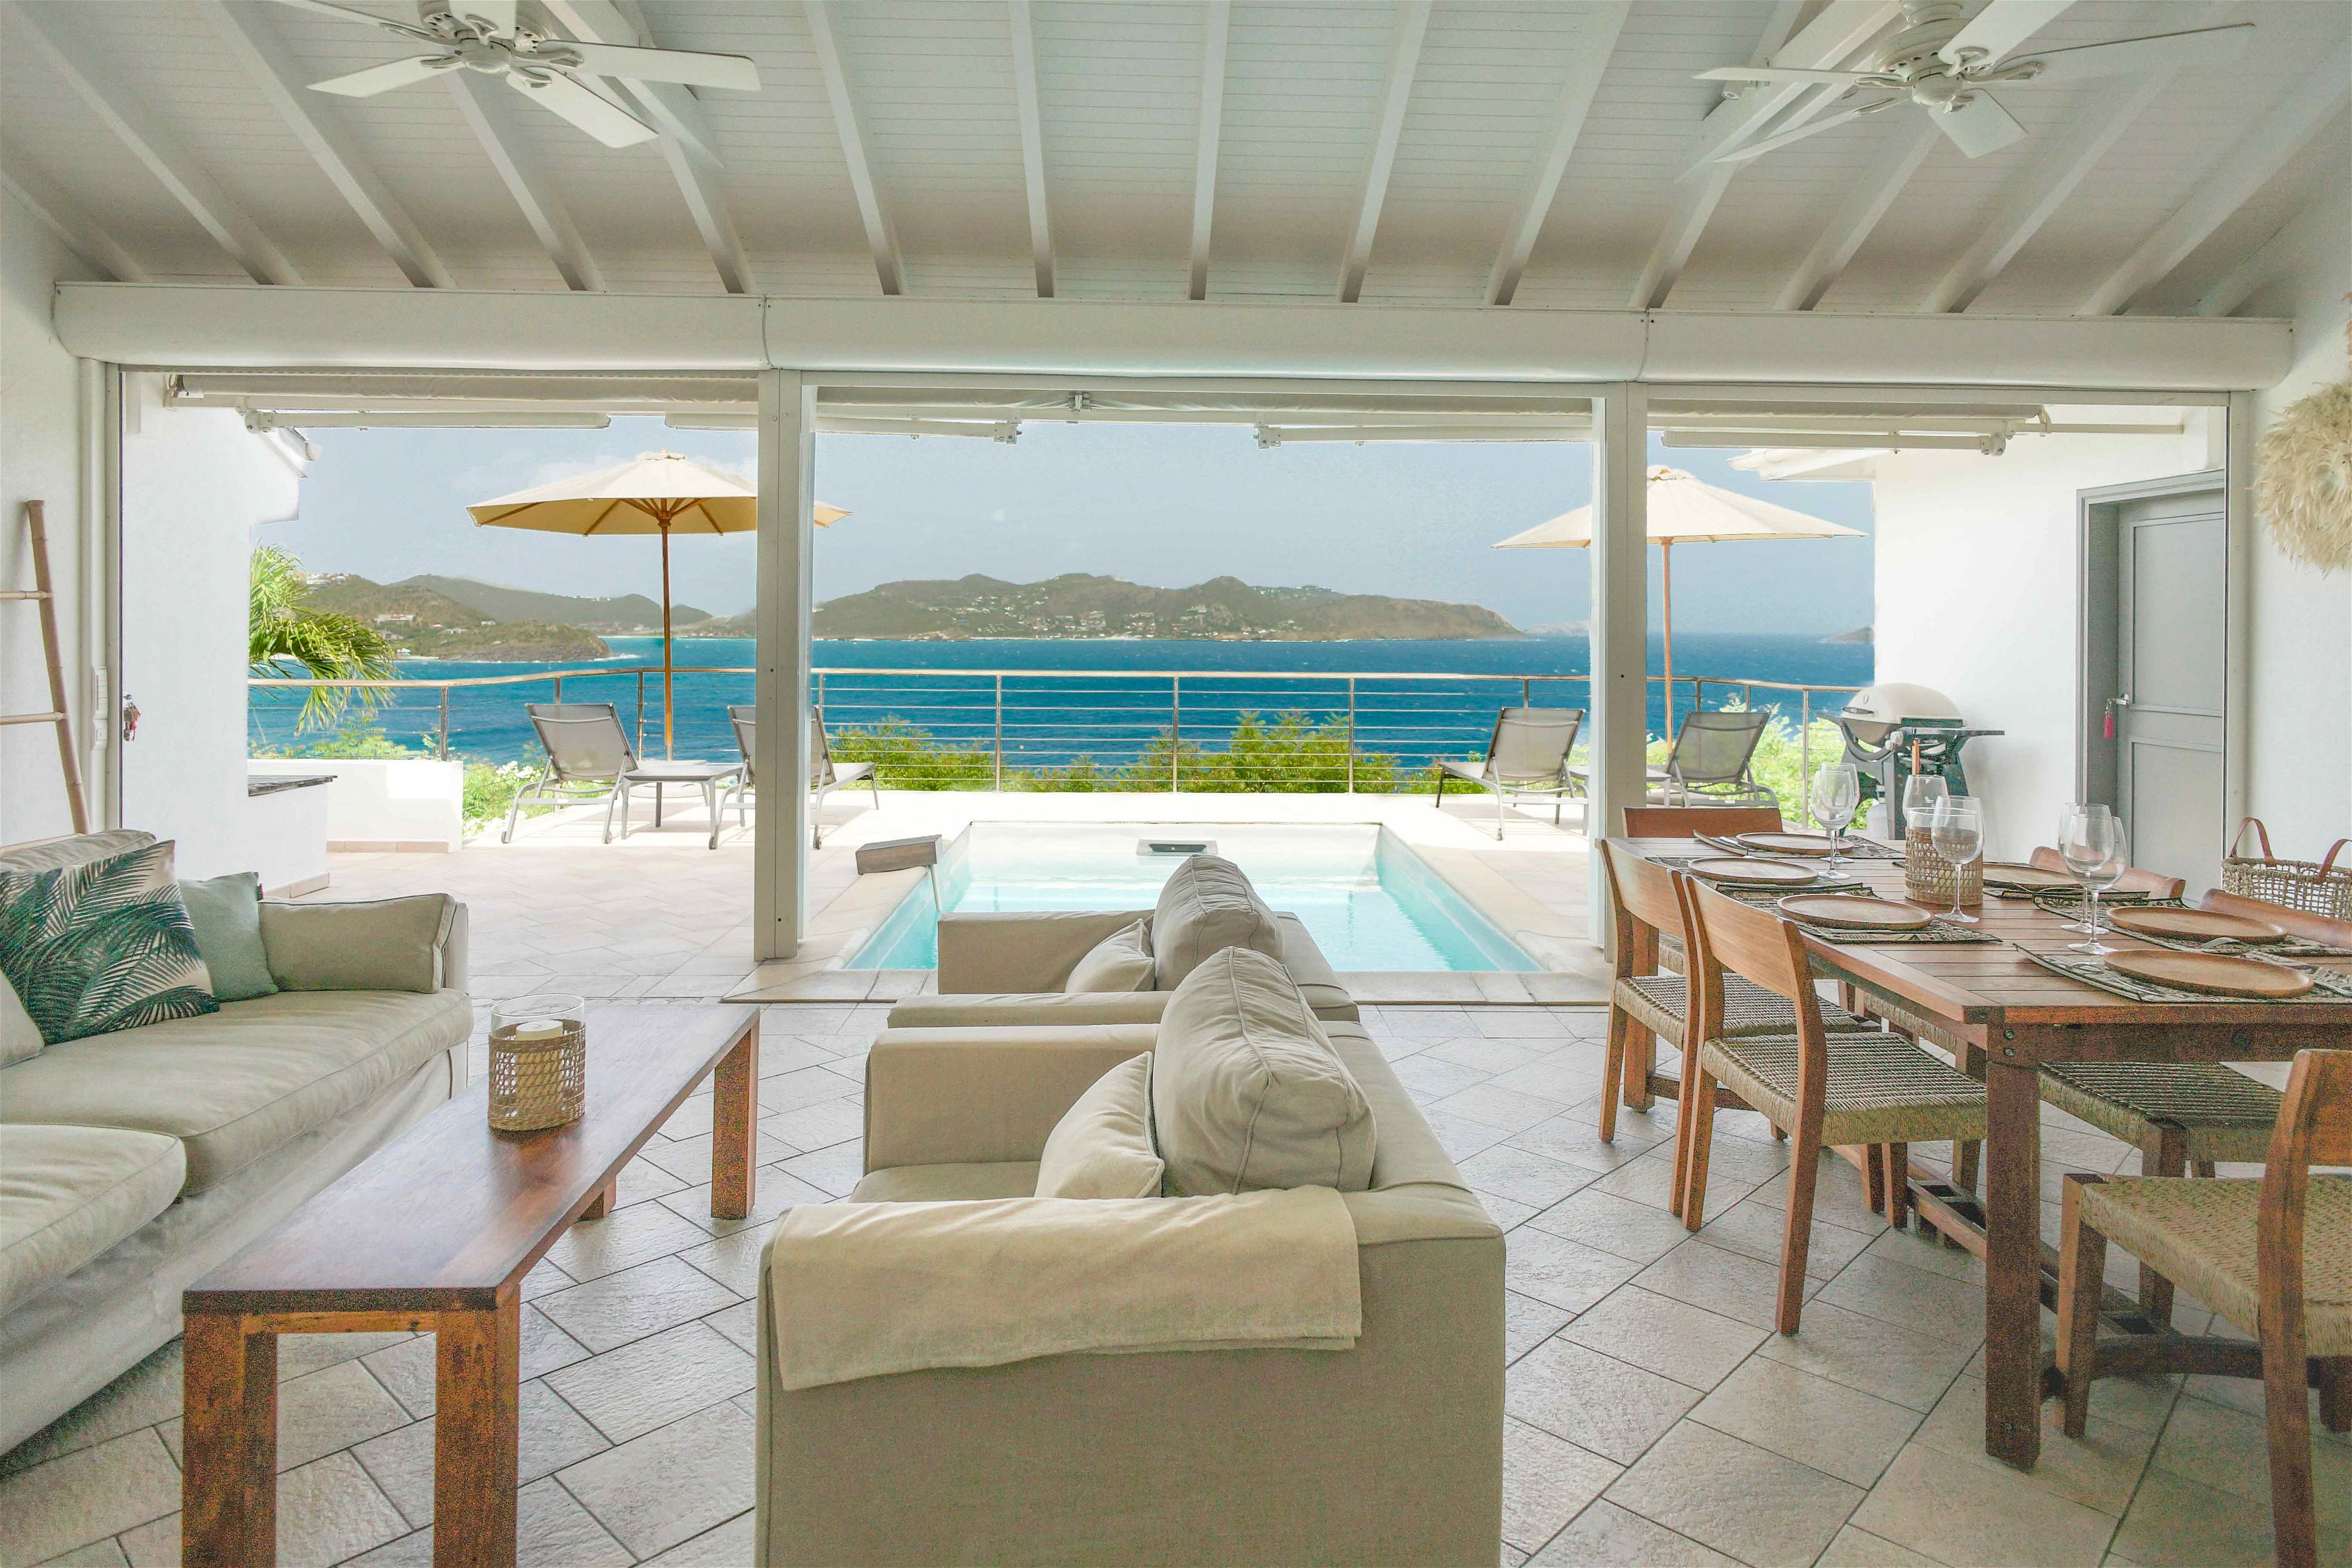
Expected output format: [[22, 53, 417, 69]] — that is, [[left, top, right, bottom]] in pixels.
[[1493, 465, 1863, 735], [469, 452, 849, 757]]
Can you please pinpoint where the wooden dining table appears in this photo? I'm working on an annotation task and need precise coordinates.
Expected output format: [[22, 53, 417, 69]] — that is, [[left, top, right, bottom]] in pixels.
[[1611, 837, 2352, 1471]]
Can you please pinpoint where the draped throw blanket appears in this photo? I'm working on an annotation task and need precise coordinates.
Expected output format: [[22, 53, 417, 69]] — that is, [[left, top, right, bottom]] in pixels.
[[764, 1185, 1360, 1390]]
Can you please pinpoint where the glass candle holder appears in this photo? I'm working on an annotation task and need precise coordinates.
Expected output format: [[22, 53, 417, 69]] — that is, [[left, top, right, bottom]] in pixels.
[[488, 995, 587, 1132]]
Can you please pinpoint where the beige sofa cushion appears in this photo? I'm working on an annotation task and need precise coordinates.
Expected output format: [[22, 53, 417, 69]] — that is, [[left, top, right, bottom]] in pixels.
[[261, 895, 459, 993], [1063, 920, 1156, 994], [1153, 947, 1376, 1196], [0, 989, 470, 1194], [1, 974, 39, 1070], [0, 830, 156, 875], [1151, 855, 1283, 989], [0, 1123, 185, 1313], [853, 1161, 1043, 1202], [1034, 1053, 1164, 1199]]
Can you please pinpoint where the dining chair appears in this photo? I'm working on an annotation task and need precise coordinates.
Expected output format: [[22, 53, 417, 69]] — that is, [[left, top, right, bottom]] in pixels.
[[2026, 844, 2189, 899], [1621, 805, 1784, 838], [1678, 879, 1988, 1331], [2057, 1048, 2351, 1568], [1597, 845, 1874, 1174], [1432, 707, 1585, 840]]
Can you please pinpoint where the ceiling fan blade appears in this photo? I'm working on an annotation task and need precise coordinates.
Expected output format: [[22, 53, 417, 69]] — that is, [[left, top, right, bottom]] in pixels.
[[309, 54, 458, 97], [452, 0, 518, 37], [1696, 65, 1880, 85], [1715, 105, 1878, 163], [555, 40, 761, 92], [2012, 24, 2254, 83], [509, 68, 659, 147], [1940, 0, 2075, 68], [262, 0, 437, 44], [1934, 91, 2027, 157]]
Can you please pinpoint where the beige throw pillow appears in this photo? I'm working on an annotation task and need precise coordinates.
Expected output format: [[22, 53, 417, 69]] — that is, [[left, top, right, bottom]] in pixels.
[[1034, 1053, 1165, 1199], [1063, 919, 1156, 993], [1150, 854, 1283, 989], [1152, 947, 1376, 1196]]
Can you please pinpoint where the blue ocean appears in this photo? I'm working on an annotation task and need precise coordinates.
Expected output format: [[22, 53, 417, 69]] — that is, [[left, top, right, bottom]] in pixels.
[[249, 634, 1873, 769]]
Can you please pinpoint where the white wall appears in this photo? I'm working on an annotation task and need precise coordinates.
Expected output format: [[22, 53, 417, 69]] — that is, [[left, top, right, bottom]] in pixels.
[[118, 377, 308, 881], [2239, 189, 2352, 863], [1869, 417, 2215, 862], [1, 189, 103, 846]]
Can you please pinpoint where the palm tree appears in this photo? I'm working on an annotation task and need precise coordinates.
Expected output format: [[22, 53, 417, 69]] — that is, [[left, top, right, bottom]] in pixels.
[[248, 545, 399, 732]]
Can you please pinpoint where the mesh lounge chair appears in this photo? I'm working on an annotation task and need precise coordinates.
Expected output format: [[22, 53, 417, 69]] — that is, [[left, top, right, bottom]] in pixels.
[[505, 702, 740, 848], [722, 706, 880, 849], [1432, 707, 1584, 840], [1567, 708, 1776, 811]]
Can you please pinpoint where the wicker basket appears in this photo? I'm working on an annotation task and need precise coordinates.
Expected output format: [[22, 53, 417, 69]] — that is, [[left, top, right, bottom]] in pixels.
[[1906, 826, 1983, 910], [489, 998, 587, 1132], [2223, 819, 2352, 920]]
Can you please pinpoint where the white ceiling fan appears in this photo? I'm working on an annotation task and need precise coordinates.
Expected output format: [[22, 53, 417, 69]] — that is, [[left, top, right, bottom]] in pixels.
[[1696, 0, 2251, 164], [264, 0, 760, 148]]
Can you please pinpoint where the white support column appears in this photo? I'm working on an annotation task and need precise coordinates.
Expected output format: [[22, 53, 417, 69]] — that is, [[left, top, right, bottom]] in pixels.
[[2221, 390, 2253, 846], [755, 370, 817, 960], [1586, 384, 1649, 946]]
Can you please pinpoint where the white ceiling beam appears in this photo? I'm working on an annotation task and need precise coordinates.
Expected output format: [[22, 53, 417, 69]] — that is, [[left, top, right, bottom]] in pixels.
[[1776, 118, 1937, 310], [1925, 0, 2236, 314], [446, 73, 605, 291], [2081, 42, 2349, 316], [1, 155, 150, 281], [804, 0, 903, 297], [542, 0, 752, 295], [1630, 0, 1897, 309], [203, 1, 452, 289], [8, 0, 301, 285], [1007, 0, 1053, 298], [1336, 0, 1432, 303], [1188, 0, 1230, 301], [1485, 1, 1629, 306], [2192, 159, 2349, 318]]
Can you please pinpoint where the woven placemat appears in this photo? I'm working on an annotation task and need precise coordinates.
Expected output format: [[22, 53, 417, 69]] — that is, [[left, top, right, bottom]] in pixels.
[[2024, 949, 2352, 1004], [1654, 855, 1869, 894], [1696, 833, 1903, 861], [1699, 884, 2006, 944]]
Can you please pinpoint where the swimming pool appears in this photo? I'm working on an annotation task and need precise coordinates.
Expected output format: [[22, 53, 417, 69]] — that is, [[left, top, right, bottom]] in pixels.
[[849, 822, 1540, 972]]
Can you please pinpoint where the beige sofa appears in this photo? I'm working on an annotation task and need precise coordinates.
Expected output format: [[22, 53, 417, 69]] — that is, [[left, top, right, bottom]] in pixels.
[[754, 1016, 1503, 1567], [886, 907, 1361, 1030], [0, 831, 472, 1453]]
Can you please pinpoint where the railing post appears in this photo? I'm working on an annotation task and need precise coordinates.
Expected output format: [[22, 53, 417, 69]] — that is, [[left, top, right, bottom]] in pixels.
[[1346, 677, 1356, 794], [634, 669, 646, 756], [1521, 675, 1531, 709], [994, 674, 1004, 791], [1800, 689, 1813, 802], [1169, 675, 1181, 792], [436, 687, 449, 760], [552, 676, 563, 703]]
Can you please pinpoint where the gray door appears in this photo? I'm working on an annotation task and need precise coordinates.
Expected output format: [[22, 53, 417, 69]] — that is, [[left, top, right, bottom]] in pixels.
[[2111, 486, 2226, 895]]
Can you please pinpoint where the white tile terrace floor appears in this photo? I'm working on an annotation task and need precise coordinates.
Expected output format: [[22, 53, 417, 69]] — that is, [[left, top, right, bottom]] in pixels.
[[4, 1002, 2340, 1568]]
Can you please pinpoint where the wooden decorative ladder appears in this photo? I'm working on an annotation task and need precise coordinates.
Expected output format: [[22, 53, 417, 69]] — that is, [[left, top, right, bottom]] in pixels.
[[4, 501, 91, 833]]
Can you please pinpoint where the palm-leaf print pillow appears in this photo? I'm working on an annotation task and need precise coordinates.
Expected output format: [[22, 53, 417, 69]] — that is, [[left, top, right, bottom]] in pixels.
[[0, 840, 218, 1045]]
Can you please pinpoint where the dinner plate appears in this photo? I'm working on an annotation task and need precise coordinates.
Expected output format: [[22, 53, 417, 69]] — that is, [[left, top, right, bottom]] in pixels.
[[1776, 895, 1933, 931], [1980, 862, 2074, 891], [2107, 907, 2284, 944], [1687, 857, 1820, 887], [2103, 950, 2313, 1000], [1734, 832, 1837, 857]]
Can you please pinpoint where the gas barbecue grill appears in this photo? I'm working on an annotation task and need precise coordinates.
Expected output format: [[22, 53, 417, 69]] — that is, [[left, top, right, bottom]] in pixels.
[[1834, 683, 2003, 834]]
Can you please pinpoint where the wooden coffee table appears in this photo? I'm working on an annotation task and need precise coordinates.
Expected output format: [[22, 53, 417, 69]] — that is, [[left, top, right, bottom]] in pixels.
[[181, 1004, 759, 1568]]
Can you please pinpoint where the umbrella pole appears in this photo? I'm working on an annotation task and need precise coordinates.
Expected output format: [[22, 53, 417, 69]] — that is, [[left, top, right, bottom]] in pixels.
[[1660, 539, 1675, 743], [660, 523, 675, 760]]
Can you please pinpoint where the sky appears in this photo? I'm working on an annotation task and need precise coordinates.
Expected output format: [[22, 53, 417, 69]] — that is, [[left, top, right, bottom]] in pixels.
[[263, 417, 1876, 635]]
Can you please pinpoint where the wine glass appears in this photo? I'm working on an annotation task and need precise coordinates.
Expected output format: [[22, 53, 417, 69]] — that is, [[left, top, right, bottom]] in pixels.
[[1901, 773, 1948, 835], [2059, 805, 2128, 955], [1927, 797, 1983, 924], [1810, 762, 1861, 869]]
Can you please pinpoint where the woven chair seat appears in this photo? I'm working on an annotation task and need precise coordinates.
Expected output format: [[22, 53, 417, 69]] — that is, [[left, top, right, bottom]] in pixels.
[[1620, 973, 1869, 1042], [2080, 1175, 2352, 1356], [2039, 1062, 2284, 1165], [1698, 1032, 1989, 1148]]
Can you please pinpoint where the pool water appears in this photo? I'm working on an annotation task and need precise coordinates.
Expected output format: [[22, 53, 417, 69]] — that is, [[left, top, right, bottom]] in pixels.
[[849, 822, 1540, 972]]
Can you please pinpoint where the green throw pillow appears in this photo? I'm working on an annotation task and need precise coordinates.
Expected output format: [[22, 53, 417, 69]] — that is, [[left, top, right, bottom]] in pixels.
[[179, 873, 278, 1003], [0, 839, 219, 1045]]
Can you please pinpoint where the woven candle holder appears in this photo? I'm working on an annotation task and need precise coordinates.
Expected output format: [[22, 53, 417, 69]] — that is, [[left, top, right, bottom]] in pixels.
[[489, 995, 587, 1132], [1906, 827, 1984, 910]]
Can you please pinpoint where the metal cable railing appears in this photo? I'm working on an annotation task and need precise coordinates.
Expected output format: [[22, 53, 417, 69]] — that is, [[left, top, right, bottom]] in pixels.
[[250, 664, 1864, 792]]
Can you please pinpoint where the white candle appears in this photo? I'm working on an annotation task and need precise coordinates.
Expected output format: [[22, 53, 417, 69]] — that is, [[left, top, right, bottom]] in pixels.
[[508, 1018, 565, 1041]]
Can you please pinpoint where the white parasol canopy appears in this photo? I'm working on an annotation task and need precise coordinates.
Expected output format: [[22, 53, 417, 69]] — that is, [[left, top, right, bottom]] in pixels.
[[1495, 465, 1862, 734], [470, 452, 849, 756]]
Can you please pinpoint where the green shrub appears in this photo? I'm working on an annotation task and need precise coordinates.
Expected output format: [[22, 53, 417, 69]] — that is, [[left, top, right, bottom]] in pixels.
[[830, 719, 998, 790]]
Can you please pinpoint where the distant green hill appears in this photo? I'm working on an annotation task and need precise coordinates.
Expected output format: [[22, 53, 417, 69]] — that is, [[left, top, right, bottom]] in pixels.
[[307, 575, 610, 661], [724, 573, 1519, 641], [397, 575, 713, 633]]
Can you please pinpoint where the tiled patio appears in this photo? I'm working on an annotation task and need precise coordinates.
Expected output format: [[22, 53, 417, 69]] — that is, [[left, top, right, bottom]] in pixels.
[[3, 998, 2340, 1568]]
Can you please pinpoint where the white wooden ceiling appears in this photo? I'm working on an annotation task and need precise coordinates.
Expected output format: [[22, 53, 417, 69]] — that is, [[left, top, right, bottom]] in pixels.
[[4, 0, 2343, 318]]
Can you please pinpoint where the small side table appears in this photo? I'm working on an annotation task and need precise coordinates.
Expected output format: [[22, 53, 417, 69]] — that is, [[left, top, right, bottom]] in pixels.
[[612, 760, 743, 849]]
